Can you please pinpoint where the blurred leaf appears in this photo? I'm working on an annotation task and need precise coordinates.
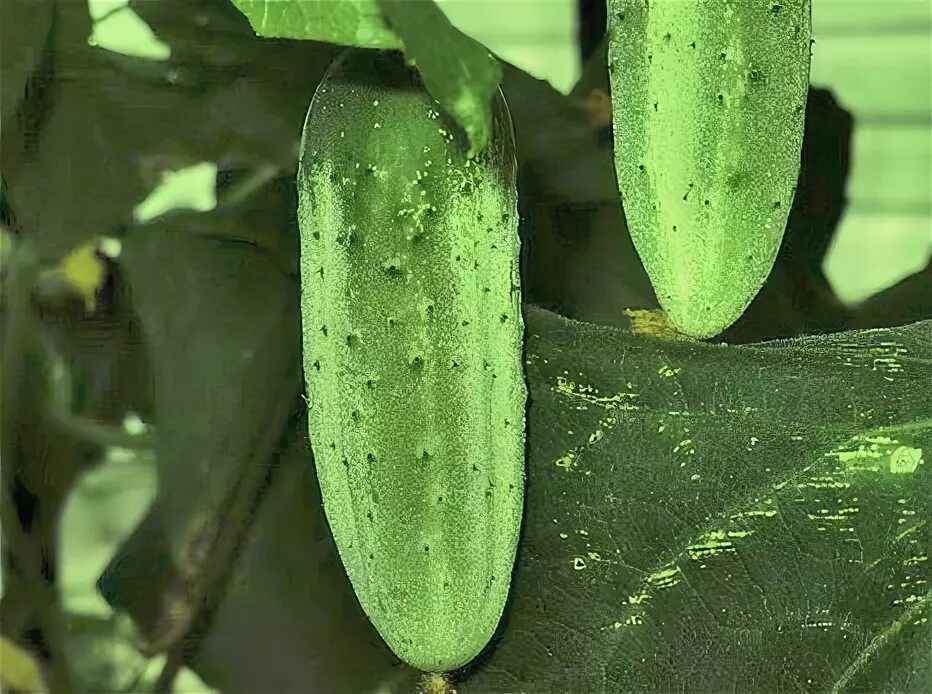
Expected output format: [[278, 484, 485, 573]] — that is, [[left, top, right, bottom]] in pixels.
[[98, 503, 174, 644], [378, 0, 502, 154], [0, 636, 47, 693], [87, 0, 171, 61], [62, 612, 148, 691], [1, 239, 98, 692], [103, 305, 931, 692], [2, 65, 183, 263], [127, 0, 260, 71], [193, 39, 339, 172], [198, 416, 415, 693], [1, 220, 14, 267], [62, 612, 214, 693], [230, 0, 399, 48], [31, 252, 155, 431], [0, 0, 53, 134], [132, 161, 218, 223], [116, 207, 300, 649], [137, 654, 215, 693], [59, 448, 157, 616], [3, 29, 332, 264]]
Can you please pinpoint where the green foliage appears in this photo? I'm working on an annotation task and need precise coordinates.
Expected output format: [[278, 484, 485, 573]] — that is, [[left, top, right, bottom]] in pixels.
[[59, 449, 157, 616], [86, 0, 171, 60], [0, 0, 53, 133], [132, 161, 218, 223], [119, 213, 300, 564], [2, 0, 929, 691], [230, 0, 502, 153], [8, 446, 212, 692]]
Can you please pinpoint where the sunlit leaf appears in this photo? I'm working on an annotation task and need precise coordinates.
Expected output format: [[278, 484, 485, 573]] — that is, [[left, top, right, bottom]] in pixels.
[[230, 0, 399, 48], [132, 161, 218, 224], [59, 449, 156, 616], [87, 0, 171, 61]]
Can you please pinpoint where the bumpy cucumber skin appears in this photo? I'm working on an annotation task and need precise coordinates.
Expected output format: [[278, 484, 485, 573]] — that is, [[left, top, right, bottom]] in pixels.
[[608, 0, 811, 338], [297, 50, 526, 673]]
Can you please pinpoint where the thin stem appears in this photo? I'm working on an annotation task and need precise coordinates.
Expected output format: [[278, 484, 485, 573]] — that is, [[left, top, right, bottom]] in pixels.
[[218, 162, 282, 208]]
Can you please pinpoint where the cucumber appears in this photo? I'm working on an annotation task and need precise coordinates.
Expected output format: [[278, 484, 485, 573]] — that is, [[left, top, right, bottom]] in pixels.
[[297, 49, 527, 673], [607, 0, 811, 338]]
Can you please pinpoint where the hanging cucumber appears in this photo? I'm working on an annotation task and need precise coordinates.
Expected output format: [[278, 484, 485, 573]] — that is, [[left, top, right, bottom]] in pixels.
[[297, 49, 527, 674], [608, 0, 812, 338]]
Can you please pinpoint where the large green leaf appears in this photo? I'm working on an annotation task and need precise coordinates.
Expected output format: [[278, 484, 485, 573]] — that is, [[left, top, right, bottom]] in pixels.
[[105, 303, 931, 692], [463, 307, 931, 692], [229, 0, 400, 48], [229, 0, 501, 153], [377, 0, 502, 155]]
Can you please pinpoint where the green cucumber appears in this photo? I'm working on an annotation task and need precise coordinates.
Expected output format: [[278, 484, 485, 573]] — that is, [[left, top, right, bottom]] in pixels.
[[608, 0, 811, 338], [297, 49, 527, 673]]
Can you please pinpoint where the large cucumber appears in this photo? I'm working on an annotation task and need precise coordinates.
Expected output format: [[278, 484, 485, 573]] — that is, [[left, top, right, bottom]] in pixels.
[[608, 0, 811, 338], [297, 49, 527, 673]]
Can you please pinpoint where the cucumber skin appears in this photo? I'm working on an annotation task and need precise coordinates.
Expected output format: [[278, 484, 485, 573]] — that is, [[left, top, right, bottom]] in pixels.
[[297, 50, 526, 673], [608, 0, 811, 338]]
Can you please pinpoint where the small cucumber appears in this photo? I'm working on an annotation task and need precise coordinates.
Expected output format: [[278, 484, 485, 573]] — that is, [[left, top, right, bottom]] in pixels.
[[608, 0, 812, 338], [297, 49, 527, 673]]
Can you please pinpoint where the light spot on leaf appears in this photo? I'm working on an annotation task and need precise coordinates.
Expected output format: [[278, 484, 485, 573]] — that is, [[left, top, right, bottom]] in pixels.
[[890, 446, 923, 474]]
